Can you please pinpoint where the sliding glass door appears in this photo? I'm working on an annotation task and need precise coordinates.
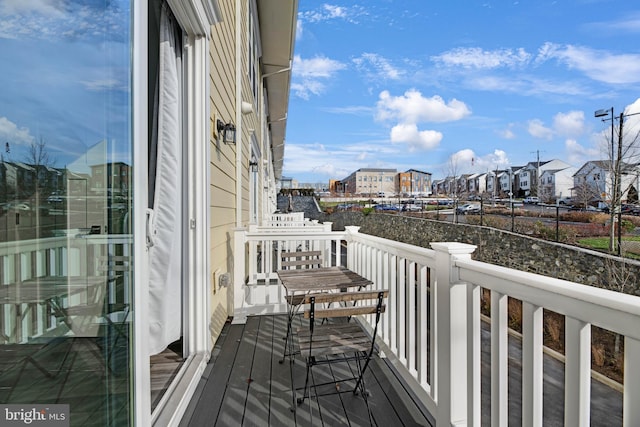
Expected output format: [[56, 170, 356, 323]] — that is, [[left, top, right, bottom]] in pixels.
[[0, 1, 134, 425]]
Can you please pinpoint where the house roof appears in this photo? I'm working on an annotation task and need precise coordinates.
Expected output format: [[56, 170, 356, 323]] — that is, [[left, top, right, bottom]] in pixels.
[[258, 0, 299, 179]]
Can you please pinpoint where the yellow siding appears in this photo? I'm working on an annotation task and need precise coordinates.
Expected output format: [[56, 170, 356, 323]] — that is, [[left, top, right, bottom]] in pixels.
[[207, 0, 267, 344], [208, 0, 236, 344]]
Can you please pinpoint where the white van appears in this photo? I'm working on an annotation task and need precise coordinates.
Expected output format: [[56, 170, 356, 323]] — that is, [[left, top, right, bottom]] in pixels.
[[523, 196, 540, 204]]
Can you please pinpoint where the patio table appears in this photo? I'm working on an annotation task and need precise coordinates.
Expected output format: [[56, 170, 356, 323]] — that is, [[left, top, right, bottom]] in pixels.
[[277, 266, 373, 363]]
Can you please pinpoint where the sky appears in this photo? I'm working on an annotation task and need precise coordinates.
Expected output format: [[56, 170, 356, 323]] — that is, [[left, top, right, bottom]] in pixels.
[[0, 0, 131, 172], [283, 1, 640, 185]]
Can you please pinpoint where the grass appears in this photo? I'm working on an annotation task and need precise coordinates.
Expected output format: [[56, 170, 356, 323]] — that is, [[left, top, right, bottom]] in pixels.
[[578, 235, 640, 259], [577, 237, 612, 251]]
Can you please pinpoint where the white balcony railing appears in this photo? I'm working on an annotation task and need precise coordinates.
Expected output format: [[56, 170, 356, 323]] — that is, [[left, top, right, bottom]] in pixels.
[[233, 224, 640, 426]]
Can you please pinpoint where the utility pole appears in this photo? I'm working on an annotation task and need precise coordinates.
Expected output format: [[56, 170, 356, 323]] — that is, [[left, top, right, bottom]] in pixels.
[[530, 150, 545, 197]]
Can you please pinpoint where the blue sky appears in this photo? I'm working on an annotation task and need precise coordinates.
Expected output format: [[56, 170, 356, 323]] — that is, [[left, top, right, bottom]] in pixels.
[[0, 0, 130, 171], [284, 1, 640, 184]]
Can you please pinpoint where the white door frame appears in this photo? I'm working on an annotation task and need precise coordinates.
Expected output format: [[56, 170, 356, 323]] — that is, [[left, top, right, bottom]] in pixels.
[[133, 1, 221, 426]]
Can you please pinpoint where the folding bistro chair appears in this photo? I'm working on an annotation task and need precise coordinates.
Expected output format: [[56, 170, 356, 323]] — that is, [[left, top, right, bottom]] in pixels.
[[280, 250, 323, 270], [279, 250, 323, 364], [293, 289, 388, 413]]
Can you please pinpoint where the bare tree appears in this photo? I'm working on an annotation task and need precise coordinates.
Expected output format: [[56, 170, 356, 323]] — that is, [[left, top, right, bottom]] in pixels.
[[604, 257, 636, 356], [573, 176, 603, 209], [599, 112, 640, 254]]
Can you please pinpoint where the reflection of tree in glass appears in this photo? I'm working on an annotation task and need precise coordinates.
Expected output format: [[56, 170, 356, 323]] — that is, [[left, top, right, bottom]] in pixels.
[[24, 137, 56, 239]]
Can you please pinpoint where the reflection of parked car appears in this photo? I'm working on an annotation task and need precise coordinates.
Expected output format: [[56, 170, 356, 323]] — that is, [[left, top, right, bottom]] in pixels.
[[9, 203, 31, 211], [47, 194, 64, 203], [456, 203, 480, 214]]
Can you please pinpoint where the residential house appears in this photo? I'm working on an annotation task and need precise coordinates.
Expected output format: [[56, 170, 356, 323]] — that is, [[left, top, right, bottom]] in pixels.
[[431, 178, 446, 196], [399, 168, 432, 196], [456, 173, 472, 197], [519, 159, 572, 196], [466, 172, 487, 196], [538, 167, 578, 203], [572, 160, 639, 206], [485, 169, 505, 197]]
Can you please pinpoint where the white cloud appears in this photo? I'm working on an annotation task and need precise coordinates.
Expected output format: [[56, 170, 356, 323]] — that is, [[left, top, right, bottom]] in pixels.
[[536, 42, 640, 84], [450, 148, 476, 166], [447, 149, 510, 173], [284, 142, 398, 179], [0, 117, 35, 146], [293, 55, 345, 78], [0, 0, 66, 17], [527, 119, 554, 140], [566, 139, 600, 166], [291, 55, 346, 99], [586, 13, 640, 34], [0, 1, 128, 41], [432, 47, 531, 69], [375, 89, 470, 152], [390, 123, 442, 151], [81, 79, 122, 92], [353, 53, 404, 81], [498, 127, 516, 139], [553, 111, 585, 137], [296, 19, 303, 40], [376, 89, 471, 124], [299, 4, 367, 24]]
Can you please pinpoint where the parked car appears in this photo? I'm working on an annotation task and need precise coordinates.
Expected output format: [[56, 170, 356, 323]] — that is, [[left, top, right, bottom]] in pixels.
[[401, 203, 422, 212], [523, 196, 540, 204], [456, 203, 480, 215]]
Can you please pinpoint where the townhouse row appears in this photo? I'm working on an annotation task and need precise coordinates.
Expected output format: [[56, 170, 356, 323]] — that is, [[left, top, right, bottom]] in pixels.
[[327, 159, 640, 205]]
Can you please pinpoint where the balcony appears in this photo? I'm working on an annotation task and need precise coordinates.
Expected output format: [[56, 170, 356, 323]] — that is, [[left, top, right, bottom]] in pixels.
[[184, 217, 637, 426]]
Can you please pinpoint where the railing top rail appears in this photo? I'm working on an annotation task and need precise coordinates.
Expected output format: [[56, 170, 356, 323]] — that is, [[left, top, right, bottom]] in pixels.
[[349, 231, 436, 264], [456, 257, 640, 339], [244, 229, 346, 240]]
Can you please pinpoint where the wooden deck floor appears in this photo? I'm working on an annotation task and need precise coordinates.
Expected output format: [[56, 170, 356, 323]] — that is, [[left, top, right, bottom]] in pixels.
[[180, 314, 433, 426]]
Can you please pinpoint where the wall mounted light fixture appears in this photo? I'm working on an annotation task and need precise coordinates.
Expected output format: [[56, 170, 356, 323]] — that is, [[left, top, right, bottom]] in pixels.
[[249, 159, 259, 172], [216, 119, 236, 144]]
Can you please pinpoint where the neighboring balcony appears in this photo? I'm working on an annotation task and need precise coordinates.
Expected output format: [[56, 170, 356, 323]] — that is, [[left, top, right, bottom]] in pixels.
[[203, 217, 638, 426]]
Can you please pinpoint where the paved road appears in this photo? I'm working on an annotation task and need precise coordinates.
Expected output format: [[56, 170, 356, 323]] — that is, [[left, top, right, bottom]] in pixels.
[[480, 322, 622, 426]]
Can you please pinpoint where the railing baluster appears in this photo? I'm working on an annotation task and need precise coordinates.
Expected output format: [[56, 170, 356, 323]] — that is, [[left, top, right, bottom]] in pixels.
[[407, 261, 416, 376], [468, 283, 481, 427], [564, 316, 591, 427], [418, 264, 428, 387], [381, 250, 390, 344], [389, 254, 398, 354], [491, 290, 508, 427], [522, 301, 543, 427]]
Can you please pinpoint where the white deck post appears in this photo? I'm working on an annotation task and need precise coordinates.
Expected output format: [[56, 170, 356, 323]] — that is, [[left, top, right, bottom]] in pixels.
[[344, 226, 360, 271], [432, 242, 476, 427], [232, 227, 247, 324]]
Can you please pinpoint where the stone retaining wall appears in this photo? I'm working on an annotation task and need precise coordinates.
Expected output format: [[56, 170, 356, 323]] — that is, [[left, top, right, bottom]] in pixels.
[[321, 211, 640, 296]]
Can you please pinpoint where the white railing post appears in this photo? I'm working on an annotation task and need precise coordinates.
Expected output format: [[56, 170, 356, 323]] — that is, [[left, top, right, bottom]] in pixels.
[[322, 222, 332, 266], [432, 242, 476, 427], [344, 226, 360, 271], [624, 336, 640, 426], [233, 227, 247, 324]]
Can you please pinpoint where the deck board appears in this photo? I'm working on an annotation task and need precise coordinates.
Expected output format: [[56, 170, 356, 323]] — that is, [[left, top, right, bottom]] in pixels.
[[180, 314, 432, 426]]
